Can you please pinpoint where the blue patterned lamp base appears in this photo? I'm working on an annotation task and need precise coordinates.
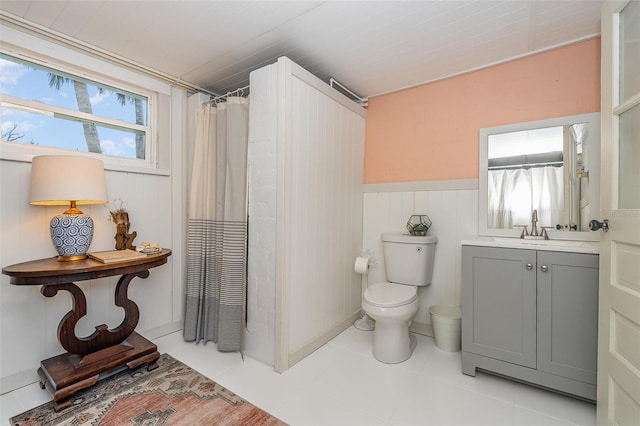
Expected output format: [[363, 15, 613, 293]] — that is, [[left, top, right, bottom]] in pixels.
[[50, 214, 94, 261]]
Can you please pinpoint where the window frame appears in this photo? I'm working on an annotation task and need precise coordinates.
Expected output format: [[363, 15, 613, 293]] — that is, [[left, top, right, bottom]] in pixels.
[[0, 49, 163, 174]]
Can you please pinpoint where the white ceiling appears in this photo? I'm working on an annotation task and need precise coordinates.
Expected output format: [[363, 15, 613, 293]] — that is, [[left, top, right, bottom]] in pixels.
[[0, 1, 604, 98]]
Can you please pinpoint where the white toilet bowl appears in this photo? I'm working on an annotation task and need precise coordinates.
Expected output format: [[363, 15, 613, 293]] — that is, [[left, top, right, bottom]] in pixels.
[[361, 232, 437, 364], [362, 282, 419, 363]]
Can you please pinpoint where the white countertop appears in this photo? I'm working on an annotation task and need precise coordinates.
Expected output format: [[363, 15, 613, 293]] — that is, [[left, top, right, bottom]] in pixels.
[[461, 236, 600, 254]]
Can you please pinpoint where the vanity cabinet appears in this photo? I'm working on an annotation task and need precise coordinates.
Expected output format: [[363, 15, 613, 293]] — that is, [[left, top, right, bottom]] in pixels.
[[461, 245, 599, 401]]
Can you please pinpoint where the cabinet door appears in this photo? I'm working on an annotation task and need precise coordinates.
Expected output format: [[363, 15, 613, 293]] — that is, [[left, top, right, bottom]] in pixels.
[[537, 251, 599, 384], [462, 246, 537, 368]]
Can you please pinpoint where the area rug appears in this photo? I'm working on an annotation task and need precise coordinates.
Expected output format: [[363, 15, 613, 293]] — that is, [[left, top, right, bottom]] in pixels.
[[10, 353, 287, 426]]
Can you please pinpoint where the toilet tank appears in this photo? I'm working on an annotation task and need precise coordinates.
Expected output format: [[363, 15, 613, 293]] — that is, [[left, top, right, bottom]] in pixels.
[[382, 232, 437, 286]]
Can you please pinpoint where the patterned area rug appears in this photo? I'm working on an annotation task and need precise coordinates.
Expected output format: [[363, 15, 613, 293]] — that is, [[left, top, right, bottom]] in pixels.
[[11, 353, 287, 426]]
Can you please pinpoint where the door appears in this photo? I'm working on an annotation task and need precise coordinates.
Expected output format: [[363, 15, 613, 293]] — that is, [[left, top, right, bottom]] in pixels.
[[537, 251, 599, 385], [461, 246, 537, 368], [597, 1, 640, 424]]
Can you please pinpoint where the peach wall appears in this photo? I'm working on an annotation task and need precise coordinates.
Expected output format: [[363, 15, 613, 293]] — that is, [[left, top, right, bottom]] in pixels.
[[364, 38, 601, 183]]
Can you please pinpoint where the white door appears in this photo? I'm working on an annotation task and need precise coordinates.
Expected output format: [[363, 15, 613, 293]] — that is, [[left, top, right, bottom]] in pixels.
[[596, 1, 640, 424]]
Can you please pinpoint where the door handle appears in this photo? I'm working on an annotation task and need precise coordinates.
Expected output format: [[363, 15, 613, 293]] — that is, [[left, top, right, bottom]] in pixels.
[[526, 263, 533, 270], [541, 265, 548, 272], [589, 219, 609, 232]]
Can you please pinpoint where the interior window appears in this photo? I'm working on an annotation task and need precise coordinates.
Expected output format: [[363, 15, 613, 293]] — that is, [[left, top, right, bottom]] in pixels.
[[0, 53, 149, 160]]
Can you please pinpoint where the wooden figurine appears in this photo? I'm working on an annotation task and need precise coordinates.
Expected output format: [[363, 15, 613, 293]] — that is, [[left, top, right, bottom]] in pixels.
[[110, 209, 137, 251]]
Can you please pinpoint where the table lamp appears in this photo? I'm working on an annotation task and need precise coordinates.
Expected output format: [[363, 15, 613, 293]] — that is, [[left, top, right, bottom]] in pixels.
[[29, 155, 108, 261]]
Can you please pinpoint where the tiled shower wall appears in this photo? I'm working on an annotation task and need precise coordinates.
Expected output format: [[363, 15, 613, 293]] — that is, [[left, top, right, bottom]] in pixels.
[[362, 182, 478, 334]]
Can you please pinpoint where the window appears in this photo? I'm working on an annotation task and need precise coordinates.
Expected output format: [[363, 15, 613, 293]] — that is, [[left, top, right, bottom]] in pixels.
[[1, 53, 151, 161]]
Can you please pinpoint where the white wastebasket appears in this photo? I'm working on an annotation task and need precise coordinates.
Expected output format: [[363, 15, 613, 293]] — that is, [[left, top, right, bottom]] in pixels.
[[429, 305, 462, 352]]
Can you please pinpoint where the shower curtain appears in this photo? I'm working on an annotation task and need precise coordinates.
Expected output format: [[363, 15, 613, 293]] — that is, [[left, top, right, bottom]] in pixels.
[[487, 166, 564, 229], [184, 97, 249, 351]]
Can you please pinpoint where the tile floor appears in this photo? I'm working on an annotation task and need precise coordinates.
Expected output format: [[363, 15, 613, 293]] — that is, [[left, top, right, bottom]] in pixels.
[[1, 327, 596, 425]]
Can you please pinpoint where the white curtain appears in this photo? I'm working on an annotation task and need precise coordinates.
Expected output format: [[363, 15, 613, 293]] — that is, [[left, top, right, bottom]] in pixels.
[[488, 166, 564, 229], [184, 98, 249, 351]]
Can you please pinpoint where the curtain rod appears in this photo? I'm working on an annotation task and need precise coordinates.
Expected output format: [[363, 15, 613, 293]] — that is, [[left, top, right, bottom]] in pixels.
[[488, 161, 564, 171], [0, 11, 217, 97], [329, 77, 368, 107], [208, 85, 250, 105]]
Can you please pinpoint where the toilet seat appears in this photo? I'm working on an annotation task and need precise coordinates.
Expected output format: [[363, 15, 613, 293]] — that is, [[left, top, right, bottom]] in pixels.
[[364, 282, 417, 308]]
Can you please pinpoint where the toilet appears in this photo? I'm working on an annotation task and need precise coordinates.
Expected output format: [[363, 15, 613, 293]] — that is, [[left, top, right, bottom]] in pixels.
[[362, 232, 437, 363]]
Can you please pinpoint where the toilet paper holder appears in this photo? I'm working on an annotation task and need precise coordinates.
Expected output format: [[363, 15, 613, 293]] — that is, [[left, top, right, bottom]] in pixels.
[[354, 248, 377, 331], [359, 249, 377, 267]]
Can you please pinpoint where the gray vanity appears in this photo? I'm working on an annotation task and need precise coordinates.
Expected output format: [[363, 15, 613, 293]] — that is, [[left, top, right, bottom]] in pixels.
[[461, 238, 599, 401], [464, 113, 602, 401]]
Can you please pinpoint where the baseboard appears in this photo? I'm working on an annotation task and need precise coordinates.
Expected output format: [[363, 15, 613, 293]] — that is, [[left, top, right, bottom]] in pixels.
[[286, 311, 361, 370], [0, 368, 40, 395], [140, 321, 182, 340], [410, 321, 434, 337]]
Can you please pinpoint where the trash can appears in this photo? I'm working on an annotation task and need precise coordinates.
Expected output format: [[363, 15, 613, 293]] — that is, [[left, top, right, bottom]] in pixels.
[[429, 305, 462, 352]]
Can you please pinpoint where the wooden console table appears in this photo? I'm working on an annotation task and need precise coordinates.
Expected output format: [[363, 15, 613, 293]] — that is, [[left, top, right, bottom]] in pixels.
[[2, 249, 172, 412]]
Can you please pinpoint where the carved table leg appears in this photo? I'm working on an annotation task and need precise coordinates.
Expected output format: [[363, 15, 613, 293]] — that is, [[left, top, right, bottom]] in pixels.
[[41, 270, 149, 356], [38, 270, 157, 411]]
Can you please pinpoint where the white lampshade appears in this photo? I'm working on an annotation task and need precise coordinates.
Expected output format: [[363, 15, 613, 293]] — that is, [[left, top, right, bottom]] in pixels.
[[30, 155, 108, 206], [29, 155, 108, 261]]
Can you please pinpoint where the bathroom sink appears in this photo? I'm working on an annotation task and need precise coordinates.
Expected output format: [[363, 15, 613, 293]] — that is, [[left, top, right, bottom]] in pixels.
[[490, 237, 588, 246], [461, 237, 599, 254]]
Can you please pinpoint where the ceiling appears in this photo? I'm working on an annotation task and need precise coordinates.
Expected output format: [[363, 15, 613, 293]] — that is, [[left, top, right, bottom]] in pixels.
[[0, 1, 604, 99]]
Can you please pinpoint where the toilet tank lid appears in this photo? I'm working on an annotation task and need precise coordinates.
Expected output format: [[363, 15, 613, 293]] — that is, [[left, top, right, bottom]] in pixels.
[[382, 232, 437, 244]]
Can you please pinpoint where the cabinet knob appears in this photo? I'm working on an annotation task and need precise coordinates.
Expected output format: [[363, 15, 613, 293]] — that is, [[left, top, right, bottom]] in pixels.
[[526, 263, 533, 270], [541, 265, 548, 272]]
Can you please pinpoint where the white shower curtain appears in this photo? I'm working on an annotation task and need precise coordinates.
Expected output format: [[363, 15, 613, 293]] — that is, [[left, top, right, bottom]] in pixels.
[[488, 166, 564, 229], [184, 98, 249, 351]]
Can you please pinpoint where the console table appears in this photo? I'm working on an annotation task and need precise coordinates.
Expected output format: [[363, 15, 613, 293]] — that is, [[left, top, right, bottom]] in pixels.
[[2, 249, 172, 412]]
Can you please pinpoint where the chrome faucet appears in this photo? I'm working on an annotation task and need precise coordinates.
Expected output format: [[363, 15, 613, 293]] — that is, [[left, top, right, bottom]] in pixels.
[[530, 209, 538, 237], [516, 209, 551, 239]]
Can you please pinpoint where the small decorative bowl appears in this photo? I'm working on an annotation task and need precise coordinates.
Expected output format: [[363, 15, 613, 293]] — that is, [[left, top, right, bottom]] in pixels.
[[406, 214, 432, 236]]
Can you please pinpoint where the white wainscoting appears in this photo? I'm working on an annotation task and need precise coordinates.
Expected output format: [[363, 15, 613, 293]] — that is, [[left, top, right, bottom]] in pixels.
[[362, 180, 479, 335], [247, 57, 366, 372], [285, 60, 366, 361]]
